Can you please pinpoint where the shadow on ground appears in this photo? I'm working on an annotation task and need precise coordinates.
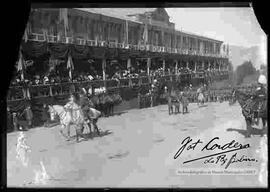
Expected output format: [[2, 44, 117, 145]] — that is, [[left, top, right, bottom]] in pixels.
[[227, 127, 266, 137], [69, 129, 113, 141]]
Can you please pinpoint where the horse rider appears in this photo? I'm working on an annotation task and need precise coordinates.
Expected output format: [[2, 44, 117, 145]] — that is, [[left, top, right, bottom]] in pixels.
[[64, 94, 80, 122], [64, 94, 86, 140], [252, 74, 267, 125]]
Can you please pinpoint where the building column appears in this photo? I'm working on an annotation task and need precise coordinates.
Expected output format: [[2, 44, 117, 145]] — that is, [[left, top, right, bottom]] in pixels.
[[194, 61, 197, 72]]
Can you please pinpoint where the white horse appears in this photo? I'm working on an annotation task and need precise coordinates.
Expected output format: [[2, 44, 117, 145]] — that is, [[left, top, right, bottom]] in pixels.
[[197, 88, 205, 106], [48, 105, 86, 142]]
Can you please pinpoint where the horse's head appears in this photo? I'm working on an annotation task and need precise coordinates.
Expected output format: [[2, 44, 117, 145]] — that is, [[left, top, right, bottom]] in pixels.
[[48, 105, 57, 121]]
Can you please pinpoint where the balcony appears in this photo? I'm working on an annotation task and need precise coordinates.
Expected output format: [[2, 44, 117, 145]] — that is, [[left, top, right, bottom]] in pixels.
[[23, 32, 229, 59]]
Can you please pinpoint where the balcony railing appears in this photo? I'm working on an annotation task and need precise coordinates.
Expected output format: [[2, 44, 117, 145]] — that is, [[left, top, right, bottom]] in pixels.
[[8, 71, 230, 102], [23, 33, 229, 59]]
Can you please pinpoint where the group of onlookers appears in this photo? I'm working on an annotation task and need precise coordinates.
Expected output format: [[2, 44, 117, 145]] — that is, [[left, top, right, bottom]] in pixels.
[[7, 105, 34, 132]]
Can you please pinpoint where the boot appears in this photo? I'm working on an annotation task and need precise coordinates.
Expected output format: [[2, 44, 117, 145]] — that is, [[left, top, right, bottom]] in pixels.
[[87, 123, 92, 134]]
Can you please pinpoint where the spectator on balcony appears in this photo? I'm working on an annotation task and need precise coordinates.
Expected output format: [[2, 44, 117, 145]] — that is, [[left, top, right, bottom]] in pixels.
[[112, 71, 121, 80], [87, 73, 94, 81], [139, 69, 147, 77], [43, 75, 49, 84], [34, 75, 41, 85]]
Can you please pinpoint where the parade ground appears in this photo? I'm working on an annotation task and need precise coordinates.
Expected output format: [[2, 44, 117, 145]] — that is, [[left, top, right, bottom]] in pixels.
[[7, 102, 268, 188]]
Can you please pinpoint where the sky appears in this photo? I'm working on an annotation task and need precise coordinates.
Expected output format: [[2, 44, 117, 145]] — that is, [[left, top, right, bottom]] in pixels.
[[165, 7, 267, 65]]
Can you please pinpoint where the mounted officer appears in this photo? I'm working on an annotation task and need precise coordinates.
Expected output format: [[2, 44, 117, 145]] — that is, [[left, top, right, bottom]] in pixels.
[[64, 94, 80, 122]]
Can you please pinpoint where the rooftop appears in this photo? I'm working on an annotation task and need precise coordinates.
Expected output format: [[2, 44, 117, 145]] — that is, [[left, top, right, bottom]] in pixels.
[[75, 8, 157, 23], [74, 8, 223, 43]]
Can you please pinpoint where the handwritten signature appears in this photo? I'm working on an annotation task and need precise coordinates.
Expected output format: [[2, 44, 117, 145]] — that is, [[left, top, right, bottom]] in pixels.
[[204, 152, 258, 169], [174, 136, 257, 168]]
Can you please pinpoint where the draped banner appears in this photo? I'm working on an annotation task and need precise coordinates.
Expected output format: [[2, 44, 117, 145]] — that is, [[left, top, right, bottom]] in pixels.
[[70, 44, 90, 59], [105, 48, 118, 59], [117, 48, 130, 60], [21, 41, 48, 58], [89, 47, 106, 59], [47, 43, 69, 59]]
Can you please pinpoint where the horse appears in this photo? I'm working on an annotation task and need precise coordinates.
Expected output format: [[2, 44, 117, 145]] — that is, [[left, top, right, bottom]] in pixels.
[[166, 91, 180, 115], [48, 105, 86, 142], [197, 89, 205, 106], [231, 89, 267, 137], [103, 94, 114, 116], [87, 107, 102, 135]]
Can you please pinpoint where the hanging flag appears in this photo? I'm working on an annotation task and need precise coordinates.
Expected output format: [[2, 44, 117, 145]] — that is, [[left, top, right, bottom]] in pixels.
[[142, 22, 148, 45], [17, 51, 24, 72], [23, 28, 28, 43], [127, 58, 131, 69], [102, 58, 106, 70], [102, 59, 106, 81], [59, 8, 68, 36], [147, 58, 151, 69], [17, 51, 25, 80], [67, 54, 74, 70]]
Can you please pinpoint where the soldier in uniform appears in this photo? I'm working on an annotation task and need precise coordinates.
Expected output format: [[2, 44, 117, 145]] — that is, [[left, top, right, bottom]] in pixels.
[[78, 88, 94, 130], [252, 75, 267, 125]]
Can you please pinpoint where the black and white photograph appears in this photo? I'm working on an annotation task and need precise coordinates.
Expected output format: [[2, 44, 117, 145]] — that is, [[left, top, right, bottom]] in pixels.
[[6, 3, 268, 188]]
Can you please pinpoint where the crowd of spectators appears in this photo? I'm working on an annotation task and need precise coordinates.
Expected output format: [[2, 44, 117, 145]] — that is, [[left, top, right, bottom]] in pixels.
[[9, 65, 227, 89]]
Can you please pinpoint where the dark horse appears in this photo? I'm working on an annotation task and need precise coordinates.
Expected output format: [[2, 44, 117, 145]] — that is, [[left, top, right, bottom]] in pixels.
[[231, 88, 267, 137], [166, 90, 180, 115]]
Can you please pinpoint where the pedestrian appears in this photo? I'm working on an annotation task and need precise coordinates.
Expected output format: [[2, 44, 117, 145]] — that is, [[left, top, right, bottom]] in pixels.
[[7, 107, 13, 132], [12, 112, 19, 131], [21, 104, 33, 129], [42, 104, 50, 127]]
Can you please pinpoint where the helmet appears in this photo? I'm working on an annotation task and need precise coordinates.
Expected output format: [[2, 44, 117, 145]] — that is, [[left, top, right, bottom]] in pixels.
[[258, 74, 267, 85]]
